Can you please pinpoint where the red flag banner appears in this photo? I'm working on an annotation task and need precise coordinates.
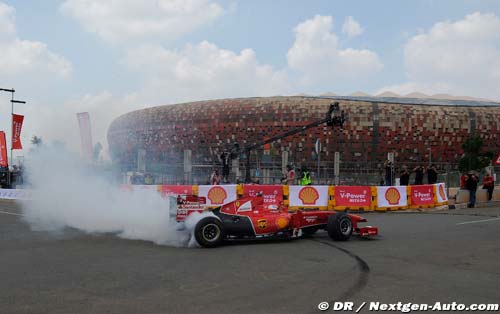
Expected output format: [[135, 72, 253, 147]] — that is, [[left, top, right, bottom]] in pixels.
[[0, 131, 8, 167], [12, 114, 24, 150]]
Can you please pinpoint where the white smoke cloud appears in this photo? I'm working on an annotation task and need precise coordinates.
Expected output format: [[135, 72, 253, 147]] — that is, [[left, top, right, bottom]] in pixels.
[[20, 146, 211, 247]]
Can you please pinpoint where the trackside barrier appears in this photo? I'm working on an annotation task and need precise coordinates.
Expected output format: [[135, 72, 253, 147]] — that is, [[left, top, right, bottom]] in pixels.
[[0, 184, 449, 211], [152, 183, 448, 211], [0, 188, 31, 200]]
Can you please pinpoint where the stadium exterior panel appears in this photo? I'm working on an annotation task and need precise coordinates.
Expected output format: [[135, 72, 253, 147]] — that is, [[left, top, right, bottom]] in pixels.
[[107, 96, 500, 183]]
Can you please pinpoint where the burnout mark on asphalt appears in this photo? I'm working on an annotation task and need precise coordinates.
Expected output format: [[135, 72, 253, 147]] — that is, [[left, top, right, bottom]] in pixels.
[[309, 239, 370, 301], [0, 210, 23, 217], [456, 217, 500, 225]]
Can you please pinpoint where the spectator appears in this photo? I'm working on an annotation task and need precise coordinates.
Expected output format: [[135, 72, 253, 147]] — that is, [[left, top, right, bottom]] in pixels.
[[460, 172, 468, 189], [465, 172, 478, 208], [299, 167, 312, 186], [413, 165, 424, 185], [399, 165, 410, 186], [144, 173, 153, 185], [220, 151, 231, 183], [384, 160, 394, 186], [281, 165, 295, 185], [427, 164, 438, 184], [210, 169, 221, 185], [482, 172, 494, 201]]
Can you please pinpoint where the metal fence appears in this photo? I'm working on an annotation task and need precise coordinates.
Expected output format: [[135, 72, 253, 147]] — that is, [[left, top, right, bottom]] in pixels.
[[119, 159, 495, 188]]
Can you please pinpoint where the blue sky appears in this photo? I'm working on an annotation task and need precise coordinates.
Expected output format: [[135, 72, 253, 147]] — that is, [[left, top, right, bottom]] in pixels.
[[1, 0, 500, 158]]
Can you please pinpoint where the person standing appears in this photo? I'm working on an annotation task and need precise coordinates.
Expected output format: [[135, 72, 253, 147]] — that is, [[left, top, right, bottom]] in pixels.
[[210, 169, 221, 185], [399, 165, 410, 186], [427, 164, 438, 184], [384, 160, 394, 186], [281, 165, 295, 185], [482, 172, 494, 201], [413, 165, 424, 185], [465, 172, 478, 208], [220, 151, 231, 183], [299, 167, 312, 186]]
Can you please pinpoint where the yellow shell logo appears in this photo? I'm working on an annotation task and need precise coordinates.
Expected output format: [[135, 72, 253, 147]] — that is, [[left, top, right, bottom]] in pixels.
[[439, 185, 446, 200], [385, 187, 401, 205], [207, 186, 227, 205], [257, 219, 267, 229], [298, 187, 319, 205], [275, 217, 289, 229]]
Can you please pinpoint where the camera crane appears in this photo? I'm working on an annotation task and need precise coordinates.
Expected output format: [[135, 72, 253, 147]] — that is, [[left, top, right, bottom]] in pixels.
[[240, 102, 346, 183]]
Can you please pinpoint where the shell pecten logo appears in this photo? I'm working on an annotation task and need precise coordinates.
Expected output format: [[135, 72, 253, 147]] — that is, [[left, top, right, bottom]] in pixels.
[[207, 186, 227, 205], [439, 185, 446, 200], [384, 187, 401, 205], [275, 217, 289, 229], [298, 186, 319, 205]]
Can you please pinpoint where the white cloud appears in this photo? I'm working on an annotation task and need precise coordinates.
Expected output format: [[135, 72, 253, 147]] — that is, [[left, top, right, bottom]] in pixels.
[[16, 91, 142, 160], [0, 2, 72, 79], [24, 40, 290, 158], [123, 41, 291, 104], [287, 15, 383, 87], [60, 0, 224, 43], [342, 16, 363, 38], [380, 12, 500, 100]]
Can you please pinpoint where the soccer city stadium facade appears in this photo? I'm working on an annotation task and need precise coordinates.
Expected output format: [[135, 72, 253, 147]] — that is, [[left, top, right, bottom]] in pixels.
[[107, 96, 500, 184]]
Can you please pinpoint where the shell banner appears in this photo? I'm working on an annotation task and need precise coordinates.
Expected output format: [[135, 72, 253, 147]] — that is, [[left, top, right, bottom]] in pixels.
[[435, 183, 448, 203], [242, 185, 283, 206], [198, 185, 237, 206], [334, 186, 371, 207], [376, 186, 408, 208], [410, 184, 435, 206], [289, 185, 329, 208]]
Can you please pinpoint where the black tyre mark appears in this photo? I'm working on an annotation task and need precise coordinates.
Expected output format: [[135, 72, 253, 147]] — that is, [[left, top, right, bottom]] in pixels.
[[309, 239, 370, 301]]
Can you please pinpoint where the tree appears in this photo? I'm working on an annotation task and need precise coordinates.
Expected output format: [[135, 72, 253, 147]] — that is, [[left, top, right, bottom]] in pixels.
[[30, 135, 43, 146], [93, 142, 103, 162], [458, 136, 494, 172]]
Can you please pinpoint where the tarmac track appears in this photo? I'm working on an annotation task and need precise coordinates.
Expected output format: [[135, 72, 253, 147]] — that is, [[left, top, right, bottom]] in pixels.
[[309, 238, 370, 302]]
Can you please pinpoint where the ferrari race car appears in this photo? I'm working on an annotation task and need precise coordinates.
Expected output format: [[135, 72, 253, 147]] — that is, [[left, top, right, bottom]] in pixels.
[[171, 194, 378, 248]]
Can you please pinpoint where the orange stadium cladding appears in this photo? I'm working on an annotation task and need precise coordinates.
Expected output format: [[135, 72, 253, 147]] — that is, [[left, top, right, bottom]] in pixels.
[[107, 96, 500, 171]]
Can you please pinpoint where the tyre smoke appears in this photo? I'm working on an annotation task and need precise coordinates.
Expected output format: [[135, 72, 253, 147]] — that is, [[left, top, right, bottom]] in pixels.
[[19, 147, 207, 247]]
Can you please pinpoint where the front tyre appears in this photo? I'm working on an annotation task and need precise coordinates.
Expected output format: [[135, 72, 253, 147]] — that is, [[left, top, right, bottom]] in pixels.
[[327, 213, 353, 241], [194, 217, 224, 248]]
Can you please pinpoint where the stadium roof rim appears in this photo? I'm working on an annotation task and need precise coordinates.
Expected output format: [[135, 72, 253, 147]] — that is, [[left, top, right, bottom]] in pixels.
[[308, 95, 500, 107]]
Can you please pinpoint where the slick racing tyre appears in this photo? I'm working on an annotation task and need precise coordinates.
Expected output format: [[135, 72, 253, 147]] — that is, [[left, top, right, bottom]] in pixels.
[[194, 217, 224, 248], [327, 213, 353, 241]]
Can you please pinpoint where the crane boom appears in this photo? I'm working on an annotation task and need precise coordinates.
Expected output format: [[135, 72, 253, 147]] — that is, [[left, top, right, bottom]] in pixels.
[[242, 102, 345, 183]]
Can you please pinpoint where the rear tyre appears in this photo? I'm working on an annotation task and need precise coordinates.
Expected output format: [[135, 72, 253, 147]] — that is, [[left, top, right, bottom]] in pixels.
[[327, 213, 353, 241], [194, 217, 224, 248]]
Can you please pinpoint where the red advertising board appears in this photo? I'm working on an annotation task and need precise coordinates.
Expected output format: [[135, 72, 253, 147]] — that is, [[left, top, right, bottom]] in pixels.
[[335, 186, 371, 207], [242, 185, 283, 205], [160, 185, 194, 198], [410, 185, 435, 205]]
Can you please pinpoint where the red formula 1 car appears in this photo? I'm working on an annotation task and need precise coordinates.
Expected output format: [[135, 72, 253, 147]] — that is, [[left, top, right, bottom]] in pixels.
[[171, 194, 378, 248]]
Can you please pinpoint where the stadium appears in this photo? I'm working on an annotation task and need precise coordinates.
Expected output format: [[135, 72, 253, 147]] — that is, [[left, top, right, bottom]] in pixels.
[[107, 96, 500, 185]]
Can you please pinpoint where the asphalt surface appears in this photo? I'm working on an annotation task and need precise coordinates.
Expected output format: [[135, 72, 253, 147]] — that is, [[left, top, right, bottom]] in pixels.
[[1, 200, 499, 314]]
